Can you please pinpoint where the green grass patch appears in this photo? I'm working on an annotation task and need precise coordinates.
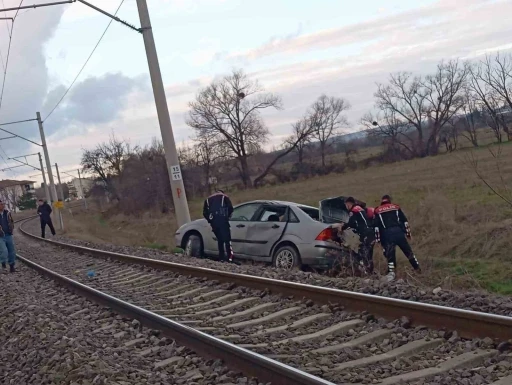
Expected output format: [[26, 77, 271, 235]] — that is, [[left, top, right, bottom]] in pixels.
[[144, 242, 168, 251], [434, 258, 512, 295]]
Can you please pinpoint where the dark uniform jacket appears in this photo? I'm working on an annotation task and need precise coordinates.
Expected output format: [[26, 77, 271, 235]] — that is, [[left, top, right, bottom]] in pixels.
[[341, 205, 372, 236], [37, 202, 53, 221], [374, 202, 408, 231], [203, 192, 234, 226]]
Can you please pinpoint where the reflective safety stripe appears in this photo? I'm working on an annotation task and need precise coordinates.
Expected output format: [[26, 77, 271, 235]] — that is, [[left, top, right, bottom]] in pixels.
[[379, 214, 386, 228]]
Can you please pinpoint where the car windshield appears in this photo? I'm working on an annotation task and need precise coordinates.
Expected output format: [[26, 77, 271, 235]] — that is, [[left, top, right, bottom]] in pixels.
[[298, 206, 320, 221]]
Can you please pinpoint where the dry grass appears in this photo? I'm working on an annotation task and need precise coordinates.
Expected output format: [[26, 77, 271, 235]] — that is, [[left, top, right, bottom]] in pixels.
[[60, 142, 512, 294]]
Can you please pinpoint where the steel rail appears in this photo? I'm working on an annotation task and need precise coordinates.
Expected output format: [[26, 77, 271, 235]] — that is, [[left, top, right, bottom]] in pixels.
[[15, 252, 334, 385], [19, 217, 512, 341]]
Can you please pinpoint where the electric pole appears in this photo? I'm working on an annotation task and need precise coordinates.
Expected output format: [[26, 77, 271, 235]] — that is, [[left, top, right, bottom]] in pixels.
[[136, 0, 191, 227], [54, 163, 65, 230], [77, 168, 88, 209], [37, 112, 62, 230], [38, 153, 50, 203]]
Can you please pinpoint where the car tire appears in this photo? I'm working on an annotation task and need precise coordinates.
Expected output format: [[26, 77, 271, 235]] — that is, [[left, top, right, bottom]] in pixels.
[[273, 245, 301, 270], [184, 234, 202, 258]]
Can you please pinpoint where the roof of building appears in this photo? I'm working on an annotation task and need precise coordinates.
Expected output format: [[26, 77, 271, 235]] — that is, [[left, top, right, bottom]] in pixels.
[[0, 179, 35, 189]]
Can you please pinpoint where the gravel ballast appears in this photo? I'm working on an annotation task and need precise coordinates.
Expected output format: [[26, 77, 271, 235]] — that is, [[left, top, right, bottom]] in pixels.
[[19, 218, 512, 317], [0, 264, 266, 384]]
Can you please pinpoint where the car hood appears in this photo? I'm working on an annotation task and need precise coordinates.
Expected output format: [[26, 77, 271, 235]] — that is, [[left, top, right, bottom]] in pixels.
[[318, 196, 366, 224]]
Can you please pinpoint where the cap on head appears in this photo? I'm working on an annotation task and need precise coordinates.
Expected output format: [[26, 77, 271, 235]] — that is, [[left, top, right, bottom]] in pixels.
[[345, 197, 356, 205], [217, 189, 225, 194], [381, 194, 392, 203]]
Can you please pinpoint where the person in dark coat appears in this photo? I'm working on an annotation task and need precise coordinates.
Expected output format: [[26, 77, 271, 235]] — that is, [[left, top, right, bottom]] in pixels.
[[340, 197, 375, 274], [374, 194, 420, 281], [0, 200, 16, 273], [37, 199, 56, 238], [203, 190, 234, 262]]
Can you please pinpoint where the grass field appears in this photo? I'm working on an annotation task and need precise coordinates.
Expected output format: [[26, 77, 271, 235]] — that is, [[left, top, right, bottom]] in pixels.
[[58, 141, 512, 294]]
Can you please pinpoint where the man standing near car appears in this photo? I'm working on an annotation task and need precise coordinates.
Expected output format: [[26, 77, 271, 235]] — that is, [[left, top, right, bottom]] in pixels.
[[340, 197, 375, 274], [37, 199, 56, 238], [374, 194, 420, 281], [203, 190, 234, 262], [0, 200, 16, 273]]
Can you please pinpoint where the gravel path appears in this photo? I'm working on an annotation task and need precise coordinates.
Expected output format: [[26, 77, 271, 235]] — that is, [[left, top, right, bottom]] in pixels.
[[0, 264, 266, 384], [20, 217, 512, 318]]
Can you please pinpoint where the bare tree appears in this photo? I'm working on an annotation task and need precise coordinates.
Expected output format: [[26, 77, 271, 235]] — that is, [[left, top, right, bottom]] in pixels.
[[375, 61, 469, 156], [308, 95, 350, 167], [361, 111, 415, 156], [468, 63, 506, 143], [253, 117, 316, 187], [193, 130, 229, 194], [375, 72, 427, 156], [479, 53, 512, 140], [284, 117, 312, 164], [422, 60, 469, 155], [458, 88, 480, 147], [81, 135, 131, 199], [187, 69, 282, 188]]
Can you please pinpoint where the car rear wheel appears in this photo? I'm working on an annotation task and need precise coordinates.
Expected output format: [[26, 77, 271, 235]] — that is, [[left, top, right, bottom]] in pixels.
[[184, 234, 202, 258], [273, 245, 301, 270]]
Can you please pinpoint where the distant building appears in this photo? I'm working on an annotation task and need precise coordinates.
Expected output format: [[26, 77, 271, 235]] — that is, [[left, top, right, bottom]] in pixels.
[[0, 179, 36, 212], [66, 177, 94, 199]]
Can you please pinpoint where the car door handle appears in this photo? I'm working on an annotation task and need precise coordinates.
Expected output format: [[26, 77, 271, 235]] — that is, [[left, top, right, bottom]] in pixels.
[[236, 224, 245, 228], [272, 224, 280, 229]]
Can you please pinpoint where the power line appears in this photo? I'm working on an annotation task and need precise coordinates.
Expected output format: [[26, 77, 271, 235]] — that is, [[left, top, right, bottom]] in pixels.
[[0, 1, 24, 176], [44, 0, 125, 123]]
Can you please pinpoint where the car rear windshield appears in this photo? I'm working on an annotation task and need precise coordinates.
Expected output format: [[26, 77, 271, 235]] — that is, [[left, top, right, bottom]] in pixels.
[[298, 206, 320, 221]]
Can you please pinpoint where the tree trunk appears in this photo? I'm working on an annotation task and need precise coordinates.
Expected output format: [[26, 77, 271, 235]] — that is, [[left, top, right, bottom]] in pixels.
[[298, 148, 304, 164], [239, 156, 252, 188], [320, 142, 326, 167]]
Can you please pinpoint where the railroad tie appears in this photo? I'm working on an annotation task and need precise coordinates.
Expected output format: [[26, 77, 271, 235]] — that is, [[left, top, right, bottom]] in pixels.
[[275, 318, 364, 345], [312, 328, 394, 354], [254, 312, 331, 336], [211, 302, 279, 323], [373, 349, 498, 385], [333, 338, 443, 371], [226, 306, 303, 329]]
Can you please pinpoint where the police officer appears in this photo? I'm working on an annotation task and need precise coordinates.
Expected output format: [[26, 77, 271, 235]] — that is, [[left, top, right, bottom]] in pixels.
[[340, 197, 375, 274], [374, 195, 420, 281], [203, 190, 234, 262]]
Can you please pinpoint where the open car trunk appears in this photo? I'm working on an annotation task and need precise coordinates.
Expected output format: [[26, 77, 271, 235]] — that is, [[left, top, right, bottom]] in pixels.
[[319, 196, 367, 224], [319, 196, 367, 252]]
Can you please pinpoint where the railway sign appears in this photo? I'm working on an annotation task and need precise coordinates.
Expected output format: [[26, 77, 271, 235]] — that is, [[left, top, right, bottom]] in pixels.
[[171, 165, 182, 181]]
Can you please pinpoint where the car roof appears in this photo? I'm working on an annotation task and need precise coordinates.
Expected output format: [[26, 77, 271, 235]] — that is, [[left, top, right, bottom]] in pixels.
[[242, 200, 318, 211]]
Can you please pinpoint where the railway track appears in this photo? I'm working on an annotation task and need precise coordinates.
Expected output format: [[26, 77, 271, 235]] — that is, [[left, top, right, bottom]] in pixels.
[[14, 216, 512, 384]]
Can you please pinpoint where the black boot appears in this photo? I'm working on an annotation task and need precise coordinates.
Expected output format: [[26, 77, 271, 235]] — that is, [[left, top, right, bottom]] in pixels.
[[9, 264, 15, 273], [1, 262, 5, 269]]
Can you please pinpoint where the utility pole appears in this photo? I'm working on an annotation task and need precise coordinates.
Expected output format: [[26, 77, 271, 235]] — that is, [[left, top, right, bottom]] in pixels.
[[77, 169, 88, 209], [38, 153, 50, 203], [37, 112, 62, 230], [136, 0, 191, 227], [54, 163, 65, 230]]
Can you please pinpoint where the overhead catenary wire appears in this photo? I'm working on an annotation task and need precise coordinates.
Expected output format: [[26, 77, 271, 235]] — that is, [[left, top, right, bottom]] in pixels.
[[0, 0, 24, 176], [43, 0, 125, 123]]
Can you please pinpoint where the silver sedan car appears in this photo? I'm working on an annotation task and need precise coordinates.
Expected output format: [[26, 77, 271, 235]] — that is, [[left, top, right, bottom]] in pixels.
[[175, 198, 358, 269]]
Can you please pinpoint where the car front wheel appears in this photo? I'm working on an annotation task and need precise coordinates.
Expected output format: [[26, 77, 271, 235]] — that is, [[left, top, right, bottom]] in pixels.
[[184, 234, 202, 258], [273, 245, 301, 270]]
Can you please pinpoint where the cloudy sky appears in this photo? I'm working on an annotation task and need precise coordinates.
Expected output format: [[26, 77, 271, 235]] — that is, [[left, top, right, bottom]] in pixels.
[[0, 0, 511, 184]]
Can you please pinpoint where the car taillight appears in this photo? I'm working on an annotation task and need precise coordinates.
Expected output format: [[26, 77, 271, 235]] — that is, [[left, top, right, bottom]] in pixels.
[[316, 228, 333, 241]]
